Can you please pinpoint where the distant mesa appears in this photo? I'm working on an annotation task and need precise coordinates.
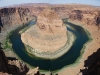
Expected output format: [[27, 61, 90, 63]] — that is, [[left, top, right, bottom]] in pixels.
[[21, 8, 67, 53]]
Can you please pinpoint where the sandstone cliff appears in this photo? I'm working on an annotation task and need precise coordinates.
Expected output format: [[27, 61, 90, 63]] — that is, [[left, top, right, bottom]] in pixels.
[[51, 4, 100, 27], [0, 47, 10, 74], [0, 44, 29, 75], [0, 4, 100, 31], [69, 9, 100, 27], [21, 8, 67, 52], [0, 7, 36, 28]]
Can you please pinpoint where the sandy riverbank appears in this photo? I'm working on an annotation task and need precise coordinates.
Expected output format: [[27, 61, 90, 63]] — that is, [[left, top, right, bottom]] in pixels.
[[58, 20, 100, 75]]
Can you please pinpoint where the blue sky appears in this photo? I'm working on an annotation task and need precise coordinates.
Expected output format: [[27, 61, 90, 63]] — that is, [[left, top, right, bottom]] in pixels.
[[0, 0, 100, 7]]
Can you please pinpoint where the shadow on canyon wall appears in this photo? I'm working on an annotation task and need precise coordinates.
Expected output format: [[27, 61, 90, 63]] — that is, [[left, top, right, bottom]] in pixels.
[[0, 43, 58, 75], [0, 16, 3, 33], [0, 42, 10, 73], [0, 42, 29, 75], [79, 48, 100, 75]]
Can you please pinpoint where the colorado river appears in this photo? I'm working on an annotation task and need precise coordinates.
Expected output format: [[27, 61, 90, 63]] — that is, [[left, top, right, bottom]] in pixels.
[[8, 20, 90, 71]]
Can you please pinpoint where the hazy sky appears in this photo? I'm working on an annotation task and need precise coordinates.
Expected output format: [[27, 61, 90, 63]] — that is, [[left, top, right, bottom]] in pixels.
[[0, 0, 100, 7]]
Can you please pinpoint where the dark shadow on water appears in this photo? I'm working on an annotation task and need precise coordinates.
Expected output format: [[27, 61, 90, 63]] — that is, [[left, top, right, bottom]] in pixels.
[[79, 48, 100, 75]]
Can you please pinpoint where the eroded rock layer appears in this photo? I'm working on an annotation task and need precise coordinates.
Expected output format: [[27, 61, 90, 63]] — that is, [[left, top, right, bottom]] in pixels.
[[21, 8, 67, 52], [0, 4, 100, 32]]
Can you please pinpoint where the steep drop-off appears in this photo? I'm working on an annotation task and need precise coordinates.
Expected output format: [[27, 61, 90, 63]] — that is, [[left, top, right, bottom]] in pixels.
[[0, 7, 36, 27], [0, 44, 29, 75]]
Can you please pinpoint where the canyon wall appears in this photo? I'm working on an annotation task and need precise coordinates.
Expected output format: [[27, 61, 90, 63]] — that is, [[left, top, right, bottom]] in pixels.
[[52, 4, 100, 27], [0, 7, 36, 27], [0, 44, 29, 75], [69, 8, 100, 27], [0, 4, 100, 31]]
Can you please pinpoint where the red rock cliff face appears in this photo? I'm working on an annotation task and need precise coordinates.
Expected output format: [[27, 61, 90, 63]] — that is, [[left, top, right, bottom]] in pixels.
[[49, 5, 100, 28], [0, 4, 100, 29], [69, 9, 100, 27], [0, 7, 36, 27]]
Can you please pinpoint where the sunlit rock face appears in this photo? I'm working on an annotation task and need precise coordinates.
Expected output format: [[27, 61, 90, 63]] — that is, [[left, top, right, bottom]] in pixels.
[[0, 8, 35, 27], [21, 8, 67, 52]]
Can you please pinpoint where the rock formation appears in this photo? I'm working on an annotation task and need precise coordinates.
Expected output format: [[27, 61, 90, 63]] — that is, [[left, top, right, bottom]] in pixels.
[[0, 7, 36, 28], [69, 9, 100, 27], [0, 4, 100, 31], [0, 43, 29, 75], [8, 60, 29, 75], [0, 43, 43, 75], [0, 46, 10, 74], [21, 8, 67, 52]]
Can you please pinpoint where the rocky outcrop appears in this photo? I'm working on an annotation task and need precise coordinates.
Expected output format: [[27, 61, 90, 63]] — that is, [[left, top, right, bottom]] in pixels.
[[0, 46, 10, 74], [0, 7, 36, 28], [8, 60, 29, 75], [47, 4, 100, 28], [21, 8, 67, 52], [79, 48, 100, 75], [95, 12, 100, 27], [0, 43, 29, 75], [68, 7, 100, 27]]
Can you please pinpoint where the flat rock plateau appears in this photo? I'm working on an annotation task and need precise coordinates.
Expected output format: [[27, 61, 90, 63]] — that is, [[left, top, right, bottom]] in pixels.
[[21, 8, 67, 52]]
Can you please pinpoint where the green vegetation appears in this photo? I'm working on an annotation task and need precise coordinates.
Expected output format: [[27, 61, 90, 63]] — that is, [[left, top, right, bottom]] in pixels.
[[3, 35, 12, 49], [3, 26, 21, 50], [3, 30, 14, 50]]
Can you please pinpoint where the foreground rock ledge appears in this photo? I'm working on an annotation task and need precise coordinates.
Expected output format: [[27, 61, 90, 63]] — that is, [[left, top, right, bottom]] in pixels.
[[21, 8, 67, 52]]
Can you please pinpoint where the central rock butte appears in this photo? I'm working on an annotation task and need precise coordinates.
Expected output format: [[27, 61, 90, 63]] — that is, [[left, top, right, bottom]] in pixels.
[[21, 8, 67, 52]]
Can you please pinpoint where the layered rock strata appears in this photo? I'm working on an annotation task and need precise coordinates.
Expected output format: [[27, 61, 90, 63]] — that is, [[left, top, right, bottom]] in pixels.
[[21, 8, 67, 53], [0, 7, 36, 27], [0, 46, 29, 75], [0, 4, 100, 32]]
